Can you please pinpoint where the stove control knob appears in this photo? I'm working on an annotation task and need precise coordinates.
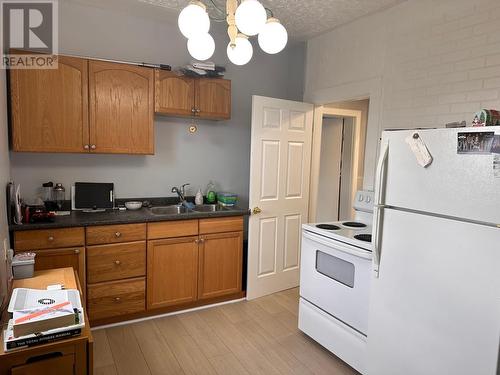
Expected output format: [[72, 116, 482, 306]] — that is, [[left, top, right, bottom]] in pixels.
[[358, 195, 364, 202], [366, 196, 371, 203]]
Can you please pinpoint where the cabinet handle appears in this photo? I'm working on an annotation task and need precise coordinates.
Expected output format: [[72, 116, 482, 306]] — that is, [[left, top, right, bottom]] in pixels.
[[196, 108, 201, 113], [74, 249, 80, 254], [191, 107, 196, 113], [84, 144, 89, 150], [194, 239, 199, 244], [48, 236, 54, 241], [90, 144, 96, 150], [115, 232, 122, 238], [114, 260, 121, 265], [114, 297, 121, 303], [199, 238, 205, 243]]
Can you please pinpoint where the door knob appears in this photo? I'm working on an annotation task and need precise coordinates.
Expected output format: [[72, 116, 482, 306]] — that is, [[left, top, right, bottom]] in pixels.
[[253, 207, 262, 214]]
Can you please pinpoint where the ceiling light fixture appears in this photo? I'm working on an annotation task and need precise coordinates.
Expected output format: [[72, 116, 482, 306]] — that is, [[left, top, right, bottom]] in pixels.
[[178, 0, 288, 65]]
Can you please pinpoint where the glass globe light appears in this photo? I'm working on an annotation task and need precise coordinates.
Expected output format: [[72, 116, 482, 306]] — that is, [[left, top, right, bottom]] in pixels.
[[258, 18, 288, 54], [227, 34, 253, 66], [178, 1, 210, 39], [187, 33, 215, 61], [235, 0, 267, 36]]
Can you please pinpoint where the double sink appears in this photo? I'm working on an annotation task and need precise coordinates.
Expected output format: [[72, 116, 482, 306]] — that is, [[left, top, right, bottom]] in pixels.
[[148, 204, 229, 216]]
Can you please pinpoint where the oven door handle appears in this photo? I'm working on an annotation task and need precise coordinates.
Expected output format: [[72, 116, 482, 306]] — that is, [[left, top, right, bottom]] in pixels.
[[373, 140, 389, 278], [302, 231, 372, 260]]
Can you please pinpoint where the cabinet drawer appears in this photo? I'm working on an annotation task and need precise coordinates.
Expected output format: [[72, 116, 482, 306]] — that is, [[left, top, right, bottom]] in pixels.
[[11, 353, 75, 375], [199, 216, 243, 235], [87, 241, 146, 283], [87, 278, 145, 321], [14, 227, 84, 251], [86, 223, 146, 245], [148, 220, 198, 239]]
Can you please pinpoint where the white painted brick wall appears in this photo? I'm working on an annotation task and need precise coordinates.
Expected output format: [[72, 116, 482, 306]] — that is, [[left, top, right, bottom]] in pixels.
[[305, 0, 500, 184], [381, 0, 500, 129]]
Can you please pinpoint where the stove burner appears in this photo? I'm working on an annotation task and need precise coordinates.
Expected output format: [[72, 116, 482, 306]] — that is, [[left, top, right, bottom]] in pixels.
[[316, 224, 340, 230], [342, 221, 367, 228], [354, 234, 372, 242]]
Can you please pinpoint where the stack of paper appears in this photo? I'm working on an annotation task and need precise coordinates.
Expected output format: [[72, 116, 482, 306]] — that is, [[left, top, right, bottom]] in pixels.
[[3, 288, 85, 351]]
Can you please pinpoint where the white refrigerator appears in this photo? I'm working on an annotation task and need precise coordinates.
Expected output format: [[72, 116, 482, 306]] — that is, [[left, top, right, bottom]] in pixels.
[[367, 127, 500, 375]]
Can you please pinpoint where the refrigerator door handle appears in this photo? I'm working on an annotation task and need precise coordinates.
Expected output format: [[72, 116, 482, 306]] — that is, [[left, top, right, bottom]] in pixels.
[[373, 206, 384, 277], [374, 140, 389, 207], [373, 141, 389, 277]]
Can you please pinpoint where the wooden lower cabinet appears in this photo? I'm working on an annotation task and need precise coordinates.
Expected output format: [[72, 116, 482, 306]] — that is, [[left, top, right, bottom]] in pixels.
[[87, 278, 145, 321], [14, 227, 85, 251], [198, 231, 243, 300], [86, 241, 146, 284], [12, 216, 244, 325], [147, 236, 199, 309]]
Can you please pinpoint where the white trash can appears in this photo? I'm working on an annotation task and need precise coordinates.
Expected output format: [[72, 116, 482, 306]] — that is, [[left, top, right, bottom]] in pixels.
[[12, 252, 36, 279]]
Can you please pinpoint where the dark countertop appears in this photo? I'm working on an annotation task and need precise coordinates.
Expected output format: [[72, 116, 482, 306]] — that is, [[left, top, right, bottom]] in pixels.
[[9, 206, 250, 231]]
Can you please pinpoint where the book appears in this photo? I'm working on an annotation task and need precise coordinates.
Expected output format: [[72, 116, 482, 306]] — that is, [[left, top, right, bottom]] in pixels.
[[4, 288, 86, 352], [13, 301, 77, 338], [3, 319, 82, 351]]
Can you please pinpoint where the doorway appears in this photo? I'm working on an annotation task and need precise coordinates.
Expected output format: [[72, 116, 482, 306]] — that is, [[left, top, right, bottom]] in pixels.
[[316, 115, 356, 222], [309, 100, 369, 222]]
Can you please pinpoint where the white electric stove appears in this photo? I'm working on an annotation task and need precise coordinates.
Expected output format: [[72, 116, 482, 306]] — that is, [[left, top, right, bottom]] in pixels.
[[299, 190, 374, 374]]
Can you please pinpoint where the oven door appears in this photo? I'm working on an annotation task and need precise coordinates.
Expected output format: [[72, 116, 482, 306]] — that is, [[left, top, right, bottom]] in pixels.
[[300, 230, 372, 335]]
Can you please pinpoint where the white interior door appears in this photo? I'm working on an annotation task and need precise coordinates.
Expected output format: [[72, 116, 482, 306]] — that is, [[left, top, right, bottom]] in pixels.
[[247, 96, 314, 300]]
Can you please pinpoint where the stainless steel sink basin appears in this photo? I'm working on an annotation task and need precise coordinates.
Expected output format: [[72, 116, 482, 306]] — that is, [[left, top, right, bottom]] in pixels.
[[149, 205, 188, 215], [192, 204, 228, 213]]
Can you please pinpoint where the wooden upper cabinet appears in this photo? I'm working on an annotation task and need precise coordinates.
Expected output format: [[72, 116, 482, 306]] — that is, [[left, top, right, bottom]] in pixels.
[[154, 70, 231, 121], [195, 78, 231, 120], [9, 55, 89, 152], [89, 60, 154, 154], [155, 70, 195, 116]]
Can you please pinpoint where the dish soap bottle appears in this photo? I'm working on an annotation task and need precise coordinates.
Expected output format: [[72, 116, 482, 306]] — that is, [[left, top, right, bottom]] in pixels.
[[195, 188, 203, 206], [206, 181, 216, 204]]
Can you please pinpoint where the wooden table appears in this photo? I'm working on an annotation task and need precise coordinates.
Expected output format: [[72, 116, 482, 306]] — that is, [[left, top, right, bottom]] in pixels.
[[0, 268, 93, 375]]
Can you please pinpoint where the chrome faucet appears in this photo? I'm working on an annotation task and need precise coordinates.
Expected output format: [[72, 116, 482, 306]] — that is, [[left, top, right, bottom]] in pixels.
[[172, 183, 190, 204]]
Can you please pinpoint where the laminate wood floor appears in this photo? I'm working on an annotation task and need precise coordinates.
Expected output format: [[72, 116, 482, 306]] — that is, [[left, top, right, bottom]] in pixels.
[[93, 288, 359, 375]]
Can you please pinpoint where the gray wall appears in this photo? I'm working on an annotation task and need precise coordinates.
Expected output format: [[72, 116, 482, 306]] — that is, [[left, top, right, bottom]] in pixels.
[[10, 0, 306, 210]]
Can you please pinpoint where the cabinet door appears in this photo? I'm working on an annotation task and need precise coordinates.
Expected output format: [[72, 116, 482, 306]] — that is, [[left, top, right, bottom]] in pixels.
[[198, 231, 242, 300], [89, 60, 154, 154], [21, 247, 86, 300], [10, 55, 89, 152], [195, 78, 231, 120], [155, 70, 195, 116], [147, 237, 199, 309]]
